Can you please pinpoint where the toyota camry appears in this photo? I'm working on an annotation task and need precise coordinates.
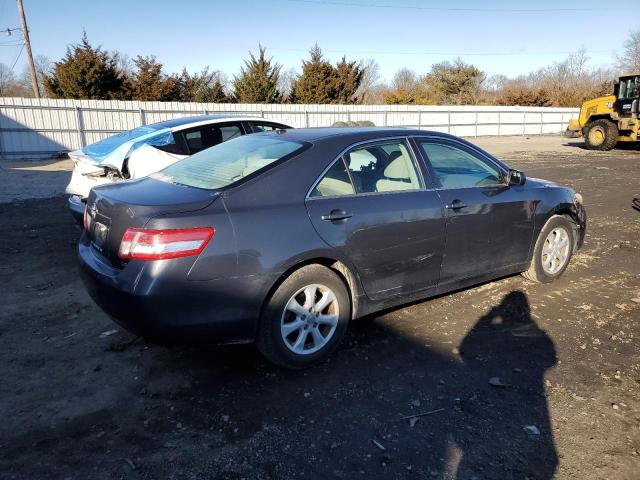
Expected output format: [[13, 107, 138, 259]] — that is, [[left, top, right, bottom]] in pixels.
[[79, 128, 586, 368]]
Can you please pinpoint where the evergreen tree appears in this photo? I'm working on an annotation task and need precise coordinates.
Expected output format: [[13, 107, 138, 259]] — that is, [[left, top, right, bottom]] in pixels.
[[232, 46, 282, 103], [290, 45, 336, 103], [178, 68, 229, 103], [124, 56, 180, 101], [290, 46, 363, 104], [334, 56, 364, 104], [43, 33, 124, 99]]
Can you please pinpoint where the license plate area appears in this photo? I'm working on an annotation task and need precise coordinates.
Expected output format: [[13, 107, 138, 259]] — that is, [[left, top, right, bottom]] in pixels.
[[90, 215, 111, 253]]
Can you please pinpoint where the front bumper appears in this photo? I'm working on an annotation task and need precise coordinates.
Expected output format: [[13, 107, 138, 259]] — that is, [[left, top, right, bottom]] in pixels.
[[574, 201, 587, 250], [78, 238, 268, 344]]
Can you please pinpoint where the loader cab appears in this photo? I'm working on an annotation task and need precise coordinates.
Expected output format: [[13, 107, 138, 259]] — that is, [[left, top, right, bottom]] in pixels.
[[615, 74, 640, 117]]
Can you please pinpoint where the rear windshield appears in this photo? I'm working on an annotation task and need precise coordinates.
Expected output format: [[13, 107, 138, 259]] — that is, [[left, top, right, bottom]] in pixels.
[[153, 135, 305, 190]]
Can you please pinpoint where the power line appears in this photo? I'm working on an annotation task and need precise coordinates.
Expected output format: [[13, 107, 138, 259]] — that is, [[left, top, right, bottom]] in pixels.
[[8, 41, 23, 73], [270, 46, 612, 57], [283, 0, 607, 12]]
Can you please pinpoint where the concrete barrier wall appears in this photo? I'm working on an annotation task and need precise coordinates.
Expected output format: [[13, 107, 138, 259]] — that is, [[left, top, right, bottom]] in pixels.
[[0, 97, 579, 159]]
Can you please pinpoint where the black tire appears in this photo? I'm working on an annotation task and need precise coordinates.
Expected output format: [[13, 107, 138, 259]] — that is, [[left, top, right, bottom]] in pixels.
[[584, 119, 618, 151], [522, 215, 575, 283], [256, 264, 351, 369]]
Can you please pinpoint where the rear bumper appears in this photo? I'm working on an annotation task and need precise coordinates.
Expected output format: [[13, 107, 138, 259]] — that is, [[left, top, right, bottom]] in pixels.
[[68, 195, 85, 225], [78, 239, 269, 344]]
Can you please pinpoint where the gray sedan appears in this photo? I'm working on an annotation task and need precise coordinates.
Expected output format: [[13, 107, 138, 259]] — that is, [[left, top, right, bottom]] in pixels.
[[78, 128, 586, 368]]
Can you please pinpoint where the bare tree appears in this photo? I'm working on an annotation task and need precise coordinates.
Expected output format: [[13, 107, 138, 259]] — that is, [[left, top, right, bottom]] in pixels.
[[13, 55, 52, 97], [0, 63, 17, 95], [616, 29, 640, 73], [355, 58, 381, 104], [278, 67, 298, 100], [391, 68, 417, 91]]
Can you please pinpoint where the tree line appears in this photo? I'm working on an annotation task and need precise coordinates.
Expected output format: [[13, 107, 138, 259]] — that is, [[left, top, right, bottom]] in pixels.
[[1, 30, 639, 107]]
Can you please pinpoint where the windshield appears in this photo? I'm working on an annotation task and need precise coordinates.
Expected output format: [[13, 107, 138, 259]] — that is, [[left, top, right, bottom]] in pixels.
[[618, 76, 640, 99], [82, 124, 169, 159], [153, 135, 306, 190]]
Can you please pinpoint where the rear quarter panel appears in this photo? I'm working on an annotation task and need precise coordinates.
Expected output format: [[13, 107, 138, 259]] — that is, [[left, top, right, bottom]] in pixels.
[[219, 141, 362, 289]]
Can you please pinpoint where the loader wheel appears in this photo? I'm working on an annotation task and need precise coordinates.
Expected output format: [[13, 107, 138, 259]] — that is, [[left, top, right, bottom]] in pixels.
[[584, 119, 618, 151]]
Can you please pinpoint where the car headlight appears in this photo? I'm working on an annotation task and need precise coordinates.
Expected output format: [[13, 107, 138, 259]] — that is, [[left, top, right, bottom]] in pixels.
[[574, 193, 583, 205]]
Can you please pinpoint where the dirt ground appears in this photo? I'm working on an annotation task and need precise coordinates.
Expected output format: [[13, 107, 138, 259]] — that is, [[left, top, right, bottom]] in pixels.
[[1, 136, 639, 479]]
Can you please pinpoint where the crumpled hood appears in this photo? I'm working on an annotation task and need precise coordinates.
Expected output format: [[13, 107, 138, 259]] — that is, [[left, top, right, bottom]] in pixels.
[[73, 127, 174, 171]]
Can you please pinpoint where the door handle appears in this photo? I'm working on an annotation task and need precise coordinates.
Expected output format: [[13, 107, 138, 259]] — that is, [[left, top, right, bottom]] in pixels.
[[445, 200, 468, 210], [321, 209, 353, 222]]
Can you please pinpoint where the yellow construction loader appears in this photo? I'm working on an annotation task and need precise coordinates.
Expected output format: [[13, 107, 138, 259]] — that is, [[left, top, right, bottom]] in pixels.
[[566, 73, 640, 150]]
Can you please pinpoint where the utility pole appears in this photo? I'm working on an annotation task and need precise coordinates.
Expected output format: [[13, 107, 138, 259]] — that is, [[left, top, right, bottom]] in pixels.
[[16, 0, 40, 98]]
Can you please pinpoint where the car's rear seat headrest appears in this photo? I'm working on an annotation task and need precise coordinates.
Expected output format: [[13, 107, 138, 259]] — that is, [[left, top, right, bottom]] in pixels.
[[384, 152, 410, 180]]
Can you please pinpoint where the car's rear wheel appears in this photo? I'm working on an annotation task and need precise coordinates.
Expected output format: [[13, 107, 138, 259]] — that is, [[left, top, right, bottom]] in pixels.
[[257, 264, 350, 368], [522, 215, 574, 283]]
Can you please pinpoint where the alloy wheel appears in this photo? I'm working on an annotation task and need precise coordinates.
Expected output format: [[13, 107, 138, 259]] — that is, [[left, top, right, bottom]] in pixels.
[[541, 227, 570, 275], [280, 284, 339, 355]]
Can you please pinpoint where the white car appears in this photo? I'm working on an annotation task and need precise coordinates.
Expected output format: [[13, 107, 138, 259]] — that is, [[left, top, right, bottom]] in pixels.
[[66, 115, 290, 221]]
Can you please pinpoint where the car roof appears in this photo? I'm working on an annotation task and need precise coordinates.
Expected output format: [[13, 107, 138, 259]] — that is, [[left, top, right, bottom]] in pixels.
[[254, 127, 459, 143], [254, 127, 509, 171], [146, 115, 286, 131]]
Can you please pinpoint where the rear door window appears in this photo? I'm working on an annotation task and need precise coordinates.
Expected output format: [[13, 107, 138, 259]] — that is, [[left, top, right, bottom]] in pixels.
[[184, 130, 204, 152], [310, 159, 355, 197], [180, 122, 245, 154], [249, 122, 287, 133], [344, 140, 423, 194]]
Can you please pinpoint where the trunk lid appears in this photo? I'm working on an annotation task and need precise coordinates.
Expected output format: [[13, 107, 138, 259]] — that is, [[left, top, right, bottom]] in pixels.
[[85, 177, 219, 265], [69, 149, 106, 175]]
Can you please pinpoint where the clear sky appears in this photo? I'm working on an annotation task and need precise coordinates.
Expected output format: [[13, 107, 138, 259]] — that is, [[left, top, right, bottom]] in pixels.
[[0, 0, 635, 83]]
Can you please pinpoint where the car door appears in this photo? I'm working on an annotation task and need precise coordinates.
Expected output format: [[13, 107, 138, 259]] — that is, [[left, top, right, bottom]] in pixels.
[[305, 138, 446, 301], [415, 138, 535, 286], [179, 122, 245, 154]]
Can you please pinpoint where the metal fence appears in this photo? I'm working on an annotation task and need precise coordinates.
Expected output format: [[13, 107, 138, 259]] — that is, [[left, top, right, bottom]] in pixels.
[[0, 97, 579, 159]]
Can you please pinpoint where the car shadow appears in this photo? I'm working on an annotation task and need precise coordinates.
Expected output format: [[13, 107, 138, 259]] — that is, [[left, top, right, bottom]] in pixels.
[[123, 289, 558, 479]]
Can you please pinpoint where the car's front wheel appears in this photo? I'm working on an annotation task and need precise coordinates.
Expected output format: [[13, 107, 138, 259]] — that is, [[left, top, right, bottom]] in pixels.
[[522, 215, 575, 283], [257, 264, 351, 368]]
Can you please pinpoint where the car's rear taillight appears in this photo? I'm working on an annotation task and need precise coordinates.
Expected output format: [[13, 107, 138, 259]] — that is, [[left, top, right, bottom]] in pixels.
[[118, 227, 214, 260], [83, 203, 89, 230]]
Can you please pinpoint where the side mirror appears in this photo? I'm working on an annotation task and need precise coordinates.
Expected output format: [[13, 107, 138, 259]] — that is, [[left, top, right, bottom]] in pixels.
[[507, 169, 526, 186]]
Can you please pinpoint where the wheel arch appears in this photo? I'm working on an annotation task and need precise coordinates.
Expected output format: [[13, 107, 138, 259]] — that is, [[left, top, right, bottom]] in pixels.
[[259, 257, 363, 324], [545, 206, 582, 252], [585, 114, 617, 125]]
